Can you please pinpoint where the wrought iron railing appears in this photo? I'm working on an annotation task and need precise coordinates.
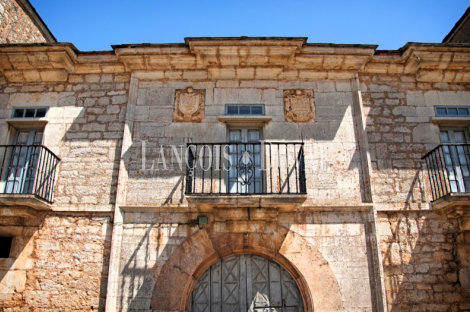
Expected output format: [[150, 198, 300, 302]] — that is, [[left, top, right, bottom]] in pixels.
[[423, 143, 470, 201], [0, 145, 60, 203], [185, 142, 306, 195]]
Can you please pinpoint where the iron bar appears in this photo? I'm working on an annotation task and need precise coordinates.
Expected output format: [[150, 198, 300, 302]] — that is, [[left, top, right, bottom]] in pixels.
[[0, 145, 59, 203], [423, 143, 470, 201], [185, 142, 306, 195]]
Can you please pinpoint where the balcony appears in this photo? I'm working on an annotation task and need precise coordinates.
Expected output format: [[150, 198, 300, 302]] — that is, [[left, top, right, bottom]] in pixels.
[[0, 145, 60, 212], [185, 141, 307, 210], [423, 144, 470, 217]]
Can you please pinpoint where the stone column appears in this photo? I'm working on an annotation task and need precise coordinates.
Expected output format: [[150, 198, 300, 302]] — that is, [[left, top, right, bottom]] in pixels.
[[105, 75, 138, 312], [352, 73, 388, 312]]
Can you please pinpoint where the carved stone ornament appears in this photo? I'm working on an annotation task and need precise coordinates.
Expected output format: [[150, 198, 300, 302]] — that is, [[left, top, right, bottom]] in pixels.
[[284, 89, 315, 122], [173, 87, 205, 122]]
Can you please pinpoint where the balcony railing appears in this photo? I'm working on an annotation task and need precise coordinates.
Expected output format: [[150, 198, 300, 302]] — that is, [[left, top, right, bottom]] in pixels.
[[0, 145, 60, 203], [423, 143, 470, 201], [185, 142, 306, 195]]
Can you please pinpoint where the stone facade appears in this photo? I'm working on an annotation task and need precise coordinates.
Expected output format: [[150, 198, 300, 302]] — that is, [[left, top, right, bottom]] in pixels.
[[0, 0, 55, 44], [0, 13, 469, 312]]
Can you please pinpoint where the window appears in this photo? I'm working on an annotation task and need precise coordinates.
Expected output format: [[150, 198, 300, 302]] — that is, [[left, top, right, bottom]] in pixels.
[[435, 106, 470, 117], [0, 236, 12, 258], [225, 104, 264, 115], [12, 107, 48, 118]]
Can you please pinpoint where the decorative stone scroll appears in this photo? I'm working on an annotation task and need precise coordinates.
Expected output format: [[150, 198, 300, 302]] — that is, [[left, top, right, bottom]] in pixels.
[[284, 89, 315, 122], [173, 87, 205, 122]]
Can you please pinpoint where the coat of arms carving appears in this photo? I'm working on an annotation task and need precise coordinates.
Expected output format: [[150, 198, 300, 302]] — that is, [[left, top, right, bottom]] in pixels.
[[284, 89, 315, 122], [173, 87, 205, 122]]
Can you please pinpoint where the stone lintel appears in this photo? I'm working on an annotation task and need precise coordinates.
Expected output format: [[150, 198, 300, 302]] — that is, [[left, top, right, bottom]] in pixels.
[[432, 117, 470, 127], [0, 194, 52, 210], [186, 194, 307, 211], [217, 115, 272, 126], [6, 117, 48, 128], [0, 206, 38, 218]]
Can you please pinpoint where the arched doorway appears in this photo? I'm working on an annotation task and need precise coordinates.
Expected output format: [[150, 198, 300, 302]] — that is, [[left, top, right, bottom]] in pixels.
[[189, 254, 304, 312]]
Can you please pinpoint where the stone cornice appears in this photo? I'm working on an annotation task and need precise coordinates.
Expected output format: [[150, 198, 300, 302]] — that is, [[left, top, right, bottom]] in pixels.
[[0, 40, 470, 82]]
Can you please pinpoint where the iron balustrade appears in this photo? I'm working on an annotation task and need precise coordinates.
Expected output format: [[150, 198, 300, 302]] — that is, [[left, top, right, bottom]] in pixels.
[[423, 143, 470, 201], [185, 142, 306, 195], [0, 145, 60, 203]]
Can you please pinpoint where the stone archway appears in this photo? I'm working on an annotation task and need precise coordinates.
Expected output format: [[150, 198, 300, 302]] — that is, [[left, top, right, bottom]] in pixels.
[[150, 224, 343, 312], [189, 254, 304, 311]]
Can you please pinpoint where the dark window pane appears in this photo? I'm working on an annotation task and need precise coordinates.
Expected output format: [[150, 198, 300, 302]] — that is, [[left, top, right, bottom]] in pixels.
[[458, 108, 469, 116], [36, 108, 47, 117], [251, 106, 263, 115], [447, 108, 458, 116], [227, 106, 238, 115], [239, 106, 250, 115], [25, 109, 35, 117], [13, 109, 24, 118], [0, 237, 12, 258]]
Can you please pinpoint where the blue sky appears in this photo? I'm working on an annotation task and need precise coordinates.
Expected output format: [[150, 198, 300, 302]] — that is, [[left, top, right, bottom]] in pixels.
[[31, 0, 469, 52]]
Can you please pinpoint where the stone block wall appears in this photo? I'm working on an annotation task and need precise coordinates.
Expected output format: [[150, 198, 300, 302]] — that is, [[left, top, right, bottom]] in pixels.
[[0, 0, 47, 44], [0, 73, 130, 211], [377, 211, 470, 311], [360, 74, 470, 208], [0, 213, 112, 310], [116, 210, 380, 312], [126, 78, 364, 207]]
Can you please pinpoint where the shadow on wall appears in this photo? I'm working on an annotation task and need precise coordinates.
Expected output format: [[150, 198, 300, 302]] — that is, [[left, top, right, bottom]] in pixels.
[[122, 82, 366, 205], [379, 211, 470, 311], [57, 101, 124, 208], [115, 210, 390, 312]]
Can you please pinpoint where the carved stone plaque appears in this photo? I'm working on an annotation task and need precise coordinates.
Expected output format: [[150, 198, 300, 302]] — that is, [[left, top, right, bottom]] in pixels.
[[284, 89, 315, 122], [173, 87, 205, 122]]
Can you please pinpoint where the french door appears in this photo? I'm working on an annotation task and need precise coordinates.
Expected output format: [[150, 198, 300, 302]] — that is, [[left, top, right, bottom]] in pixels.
[[189, 254, 304, 312], [440, 129, 470, 192], [227, 128, 263, 194], [4, 130, 43, 194]]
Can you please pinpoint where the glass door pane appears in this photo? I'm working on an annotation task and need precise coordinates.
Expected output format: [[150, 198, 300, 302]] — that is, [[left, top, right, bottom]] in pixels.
[[440, 129, 470, 192], [228, 128, 262, 194], [4, 130, 43, 194]]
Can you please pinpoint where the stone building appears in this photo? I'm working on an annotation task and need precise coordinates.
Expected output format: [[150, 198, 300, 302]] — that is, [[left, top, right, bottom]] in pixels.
[[443, 7, 470, 44], [0, 0, 55, 44], [0, 4, 470, 312]]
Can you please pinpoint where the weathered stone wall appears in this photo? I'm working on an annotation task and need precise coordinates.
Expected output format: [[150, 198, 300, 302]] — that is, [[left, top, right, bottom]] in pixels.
[[0, 213, 112, 310], [360, 74, 470, 208], [117, 210, 379, 311], [377, 211, 470, 311], [126, 79, 364, 206], [362, 74, 470, 310], [0, 73, 130, 211], [0, 0, 47, 44]]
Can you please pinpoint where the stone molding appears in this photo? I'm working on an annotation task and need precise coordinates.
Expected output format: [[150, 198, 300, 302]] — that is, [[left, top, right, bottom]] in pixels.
[[173, 87, 205, 122], [2, 41, 470, 82], [284, 89, 315, 122]]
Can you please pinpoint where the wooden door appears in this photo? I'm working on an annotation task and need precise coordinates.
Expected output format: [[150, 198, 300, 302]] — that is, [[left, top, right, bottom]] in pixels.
[[189, 254, 304, 312]]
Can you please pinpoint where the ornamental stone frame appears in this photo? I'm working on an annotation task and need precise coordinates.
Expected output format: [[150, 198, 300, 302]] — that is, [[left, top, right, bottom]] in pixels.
[[173, 87, 205, 122], [284, 89, 315, 122], [150, 225, 344, 312]]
